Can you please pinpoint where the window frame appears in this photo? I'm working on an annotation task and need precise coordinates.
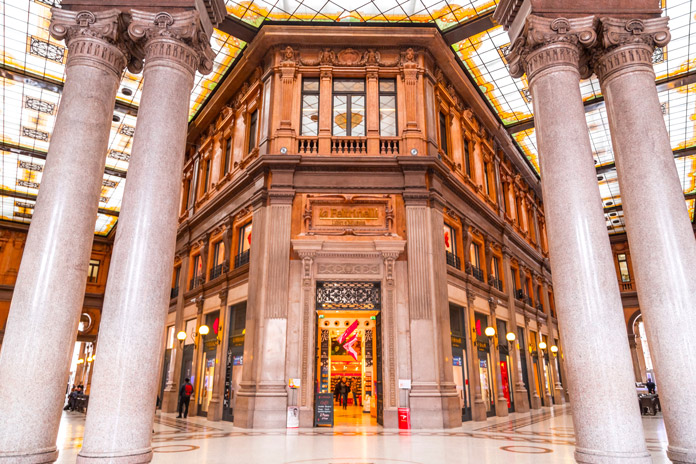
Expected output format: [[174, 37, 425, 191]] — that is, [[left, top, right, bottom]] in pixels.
[[87, 259, 100, 283], [238, 222, 252, 257], [617, 253, 631, 282], [471, 242, 481, 269], [332, 78, 366, 137], [378, 78, 398, 137], [247, 109, 259, 154], [463, 138, 472, 177], [223, 137, 232, 175], [300, 78, 320, 136], [438, 111, 449, 157]]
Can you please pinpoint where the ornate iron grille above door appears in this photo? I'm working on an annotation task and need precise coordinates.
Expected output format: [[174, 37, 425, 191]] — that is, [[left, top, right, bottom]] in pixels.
[[315, 281, 381, 310]]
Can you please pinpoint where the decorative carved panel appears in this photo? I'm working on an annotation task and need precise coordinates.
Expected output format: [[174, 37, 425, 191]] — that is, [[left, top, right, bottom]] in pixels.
[[315, 281, 381, 310]]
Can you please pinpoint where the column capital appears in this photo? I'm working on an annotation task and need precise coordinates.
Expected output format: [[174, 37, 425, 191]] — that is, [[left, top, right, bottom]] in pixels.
[[592, 17, 670, 84], [507, 15, 597, 81], [128, 9, 215, 77], [49, 9, 129, 76]]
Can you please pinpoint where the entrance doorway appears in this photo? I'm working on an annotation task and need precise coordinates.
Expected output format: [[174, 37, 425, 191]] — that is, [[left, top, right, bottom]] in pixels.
[[314, 281, 383, 427], [449, 304, 472, 421]]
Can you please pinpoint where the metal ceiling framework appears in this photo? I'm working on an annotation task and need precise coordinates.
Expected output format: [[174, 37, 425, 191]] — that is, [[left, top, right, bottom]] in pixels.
[[1, 0, 694, 237]]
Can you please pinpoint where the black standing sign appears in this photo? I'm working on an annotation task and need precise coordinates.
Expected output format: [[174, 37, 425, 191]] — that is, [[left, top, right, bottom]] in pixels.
[[315, 392, 334, 426]]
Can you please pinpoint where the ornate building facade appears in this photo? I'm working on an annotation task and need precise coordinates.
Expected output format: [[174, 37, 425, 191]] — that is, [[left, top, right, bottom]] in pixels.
[[159, 25, 565, 429]]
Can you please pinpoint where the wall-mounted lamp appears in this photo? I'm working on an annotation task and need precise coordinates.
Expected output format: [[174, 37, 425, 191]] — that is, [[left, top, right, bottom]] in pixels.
[[76, 358, 84, 365], [538, 341, 547, 350], [550, 345, 559, 355], [86, 356, 94, 363], [484, 326, 496, 338], [506, 332, 516, 342], [176, 330, 187, 346], [192, 325, 210, 349]]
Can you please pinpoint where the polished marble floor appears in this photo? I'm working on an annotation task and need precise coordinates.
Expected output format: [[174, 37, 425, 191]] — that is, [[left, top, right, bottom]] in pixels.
[[55, 405, 670, 463]]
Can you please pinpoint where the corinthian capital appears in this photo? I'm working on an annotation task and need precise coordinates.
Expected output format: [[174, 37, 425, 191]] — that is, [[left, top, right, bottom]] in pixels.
[[597, 17, 670, 49], [128, 10, 215, 77], [592, 17, 670, 84], [507, 15, 597, 80], [49, 9, 129, 76]]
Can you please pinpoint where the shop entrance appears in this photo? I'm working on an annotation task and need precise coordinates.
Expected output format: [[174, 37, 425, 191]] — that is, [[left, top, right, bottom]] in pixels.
[[314, 281, 383, 427]]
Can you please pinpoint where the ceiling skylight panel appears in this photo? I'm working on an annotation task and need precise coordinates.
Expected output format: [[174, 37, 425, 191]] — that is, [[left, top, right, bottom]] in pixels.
[[675, 153, 696, 193], [94, 213, 118, 236]]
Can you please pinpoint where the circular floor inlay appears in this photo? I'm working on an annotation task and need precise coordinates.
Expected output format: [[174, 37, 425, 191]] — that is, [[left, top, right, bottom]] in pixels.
[[152, 444, 199, 453], [500, 445, 553, 454]]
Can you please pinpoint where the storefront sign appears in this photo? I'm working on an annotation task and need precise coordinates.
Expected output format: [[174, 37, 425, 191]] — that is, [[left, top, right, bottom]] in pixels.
[[364, 329, 373, 368], [304, 194, 394, 236], [320, 329, 329, 392], [453, 356, 462, 366], [398, 379, 411, 389], [476, 340, 489, 352], [315, 393, 334, 427], [233, 355, 243, 366], [287, 406, 299, 428], [223, 348, 233, 410], [288, 378, 301, 389]]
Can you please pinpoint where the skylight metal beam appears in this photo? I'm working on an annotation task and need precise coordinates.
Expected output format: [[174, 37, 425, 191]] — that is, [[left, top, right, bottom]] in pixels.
[[505, 69, 696, 136], [596, 146, 696, 175], [217, 15, 258, 42], [442, 11, 495, 45], [0, 66, 139, 117], [0, 188, 120, 218]]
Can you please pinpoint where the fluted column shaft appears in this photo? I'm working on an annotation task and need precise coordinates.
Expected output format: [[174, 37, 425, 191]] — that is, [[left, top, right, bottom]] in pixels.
[[508, 15, 649, 463], [595, 16, 696, 463], [0, 9, 127, 464], [78, 10, 213, 463]]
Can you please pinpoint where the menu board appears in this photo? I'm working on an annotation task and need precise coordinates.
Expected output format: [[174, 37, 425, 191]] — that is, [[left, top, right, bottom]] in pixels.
[[315, 393, 334, 427]]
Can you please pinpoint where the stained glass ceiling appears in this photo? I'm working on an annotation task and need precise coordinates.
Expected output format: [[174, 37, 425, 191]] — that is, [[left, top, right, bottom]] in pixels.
[[1, 0, 694, 237], [454, 0, 696, 234]]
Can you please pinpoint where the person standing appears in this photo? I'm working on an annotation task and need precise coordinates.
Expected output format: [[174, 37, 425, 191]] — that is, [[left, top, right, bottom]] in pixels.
[[341, 378, 351, 410], [646, 378, 656, 395], [177, 378, 193, 419]]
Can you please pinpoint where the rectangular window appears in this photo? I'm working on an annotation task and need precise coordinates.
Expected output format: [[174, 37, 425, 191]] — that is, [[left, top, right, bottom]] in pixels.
[[484, 162, 491, 195], [203, 159, 210, 193], [87, 259, 100, 283], [492, 256, 500, 281], [438, 112, 449, 156], [617, 253, 631, 282], [212, 242, 223, 266], [444, 224, 456, 255], [239, 222, 252, 255], [173, 266, 180, 288], [379, 79, 397, 137], [332, 79, 365, 137], [224, 138, 232, 174], [189, 158, 199, 207], [503, 183, 509, 214], [464, 138, 471, 176], [301, 78, 319, 136], [470, 242, 481, 269], [247, 109, 258, 154], [166, 326, 175, 349], [193, 255, 201, 278]]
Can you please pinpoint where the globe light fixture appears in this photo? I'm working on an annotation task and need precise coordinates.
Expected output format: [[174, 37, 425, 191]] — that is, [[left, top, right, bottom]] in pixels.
[[198, 325, 210, 336], [484, 326, 496, 337], [539, 341, 547, 350], [506, 332, 516, 342], [176, 331, 187, 341], [550, 345, 559, 353]]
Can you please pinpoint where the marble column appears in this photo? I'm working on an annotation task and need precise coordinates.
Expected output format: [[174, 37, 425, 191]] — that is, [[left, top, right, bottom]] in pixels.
[[466, 289, 487, 422], [78, 10, 214, 463], [507, 15, 650, 462], [523, 316, 542, 410], [235, 190, 293, 428], [162, 245, 190, 413], [594, 17, 696, 464], [0, 9, 128, 463], [542, 279, 564, 404], [502, 246, 529, 412], [403, 191, 460, 428], [628, 336, 643, 383]]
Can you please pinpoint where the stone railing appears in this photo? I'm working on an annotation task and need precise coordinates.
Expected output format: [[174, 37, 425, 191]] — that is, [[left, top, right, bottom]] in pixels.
[[331, 137, 367, 154]]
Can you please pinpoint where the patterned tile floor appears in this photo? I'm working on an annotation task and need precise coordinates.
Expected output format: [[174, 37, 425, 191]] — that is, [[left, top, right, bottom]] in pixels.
[[55, 404, 670, 463]]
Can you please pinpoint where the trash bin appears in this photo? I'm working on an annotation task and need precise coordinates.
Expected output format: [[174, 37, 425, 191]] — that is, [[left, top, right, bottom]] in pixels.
[[398, 407, 410, 429]]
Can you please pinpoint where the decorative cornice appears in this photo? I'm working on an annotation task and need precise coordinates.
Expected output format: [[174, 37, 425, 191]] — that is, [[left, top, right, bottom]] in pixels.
[[49, 9, 129, 76], [507, 15, 597, 80], [128, 10, 215, 77]]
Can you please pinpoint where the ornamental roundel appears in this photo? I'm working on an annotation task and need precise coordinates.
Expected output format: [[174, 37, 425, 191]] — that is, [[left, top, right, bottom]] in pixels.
[[315, 281, 381, 310]]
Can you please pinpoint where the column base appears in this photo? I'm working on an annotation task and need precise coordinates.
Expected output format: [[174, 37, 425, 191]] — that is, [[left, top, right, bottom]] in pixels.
[[667, 445, 696, 464], [495, 398, 509, 417], [207, 398, 222, 422], [530, 395, 542, 410], [553, 387, 566, 405], [0, 447, 58, 464], [160, 389, 178, 414], [299, 407, 314, 428], [472, 399, 487, 421], [408, 390, 461, 428], [233, 389, 288, 429], [544, 394, 553, 407], [575, 446, 651, 463], [77, 448, 152, 464], [514, 388, 530, 413]]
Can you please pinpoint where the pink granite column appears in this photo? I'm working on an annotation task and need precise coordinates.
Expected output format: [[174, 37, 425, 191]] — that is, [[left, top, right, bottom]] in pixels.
[[595, 17, 696, 464], [508, 15, 650, 463], [78, 10, 214, 463], [0, 9, 127, 463]]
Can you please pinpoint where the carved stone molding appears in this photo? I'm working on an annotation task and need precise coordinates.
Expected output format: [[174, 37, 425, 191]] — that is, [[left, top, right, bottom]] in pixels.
[[128, 10, 215, 77], [507, 15, 597, 81], [49, 9, 129, 76], [592, 17, 670, 84], [317, 263, 380, 275]]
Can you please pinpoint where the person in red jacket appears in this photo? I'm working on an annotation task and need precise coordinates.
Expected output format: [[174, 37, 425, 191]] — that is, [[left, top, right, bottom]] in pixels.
[[177, 378, 193, 419]]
